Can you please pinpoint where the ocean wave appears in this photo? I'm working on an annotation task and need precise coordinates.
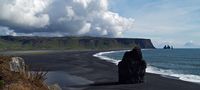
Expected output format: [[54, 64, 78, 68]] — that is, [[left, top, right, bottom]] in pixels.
[[93, 50, 200, 84], [147, 66, 200, 83], [93, 50, 128, 64]]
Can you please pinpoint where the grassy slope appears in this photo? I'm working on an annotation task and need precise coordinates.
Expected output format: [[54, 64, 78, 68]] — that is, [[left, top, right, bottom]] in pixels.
[[0, 36, 155, 50], [0, 56, 49, 90]]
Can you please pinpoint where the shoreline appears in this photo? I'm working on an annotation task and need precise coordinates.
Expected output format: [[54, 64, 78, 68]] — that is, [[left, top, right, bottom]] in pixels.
[[94, 50, 200, 84], [1, 50, 200, 90]]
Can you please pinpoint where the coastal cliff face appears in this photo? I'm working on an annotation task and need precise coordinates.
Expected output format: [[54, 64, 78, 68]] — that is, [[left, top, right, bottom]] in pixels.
[[0, 36, 155, 50]]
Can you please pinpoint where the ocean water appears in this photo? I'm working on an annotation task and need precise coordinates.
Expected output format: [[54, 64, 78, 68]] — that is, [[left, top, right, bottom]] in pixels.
[[93, 49, 200, 83]]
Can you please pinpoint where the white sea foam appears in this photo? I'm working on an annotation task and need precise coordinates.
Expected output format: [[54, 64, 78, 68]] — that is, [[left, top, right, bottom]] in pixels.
[[93, 50, 128, 64], [146, 66, 200, 83], [93, 50, 200, 84]]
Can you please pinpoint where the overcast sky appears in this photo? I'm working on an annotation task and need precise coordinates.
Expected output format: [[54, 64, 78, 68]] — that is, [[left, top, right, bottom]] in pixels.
[[0, 0, 200, 48]]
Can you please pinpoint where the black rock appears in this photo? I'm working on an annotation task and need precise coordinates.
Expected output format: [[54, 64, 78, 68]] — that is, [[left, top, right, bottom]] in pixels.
[[163, 45, 174, 49], [118, 47, 147, 84]]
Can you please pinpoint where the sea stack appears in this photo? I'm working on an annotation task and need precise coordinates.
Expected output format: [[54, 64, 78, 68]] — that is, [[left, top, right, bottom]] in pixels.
[[163, 45, 174, 49], [118, 47, 147, 84]]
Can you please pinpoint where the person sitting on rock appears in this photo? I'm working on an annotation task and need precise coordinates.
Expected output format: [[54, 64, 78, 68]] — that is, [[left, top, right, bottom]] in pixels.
[[118, 47, 147, 84]]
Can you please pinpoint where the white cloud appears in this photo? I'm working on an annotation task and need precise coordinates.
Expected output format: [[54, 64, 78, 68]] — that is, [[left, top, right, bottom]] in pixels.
[[184, 41, 200, 48], [0, 0, 50, 28], [53, 0, 134, 37], [0, 0, 134, 37], [0, 26, 17, 36], [77, 22, 91, 35]]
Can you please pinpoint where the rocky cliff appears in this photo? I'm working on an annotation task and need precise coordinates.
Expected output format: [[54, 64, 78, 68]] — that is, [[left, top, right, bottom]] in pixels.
[[0, 36, 155, 50]]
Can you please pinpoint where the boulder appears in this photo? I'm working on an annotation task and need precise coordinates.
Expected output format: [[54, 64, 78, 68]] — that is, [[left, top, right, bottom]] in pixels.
[[48, 84, 62, 90], [118, 47, 147, 84], [9, 57, 25, 72]]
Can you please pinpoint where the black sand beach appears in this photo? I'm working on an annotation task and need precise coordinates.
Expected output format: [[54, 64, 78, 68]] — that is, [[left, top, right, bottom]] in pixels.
[[13, 50, 200, 90]]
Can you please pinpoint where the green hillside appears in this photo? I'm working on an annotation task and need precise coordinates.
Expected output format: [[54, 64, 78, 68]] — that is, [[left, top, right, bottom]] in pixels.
[[0, 36, 155, 50]]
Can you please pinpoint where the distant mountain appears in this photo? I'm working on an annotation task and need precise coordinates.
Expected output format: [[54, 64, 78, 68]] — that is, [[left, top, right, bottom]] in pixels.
[[0, 36, 155, 50]]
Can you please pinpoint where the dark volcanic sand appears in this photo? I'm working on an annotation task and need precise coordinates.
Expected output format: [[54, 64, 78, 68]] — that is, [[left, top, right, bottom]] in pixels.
[[16, 51, 200, 90]]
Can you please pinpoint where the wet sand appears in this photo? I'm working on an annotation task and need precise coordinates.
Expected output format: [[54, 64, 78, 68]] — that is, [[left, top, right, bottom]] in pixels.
[[11, 50, 200, 90]]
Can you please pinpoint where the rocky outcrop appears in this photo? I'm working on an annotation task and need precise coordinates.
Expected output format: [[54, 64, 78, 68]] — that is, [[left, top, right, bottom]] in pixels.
[[48, 84, 62, 90], [0, 56, 49, 90], [9, 57, 25, 72], [163, 45, 173, 49], [118, 47, 147, 84]]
